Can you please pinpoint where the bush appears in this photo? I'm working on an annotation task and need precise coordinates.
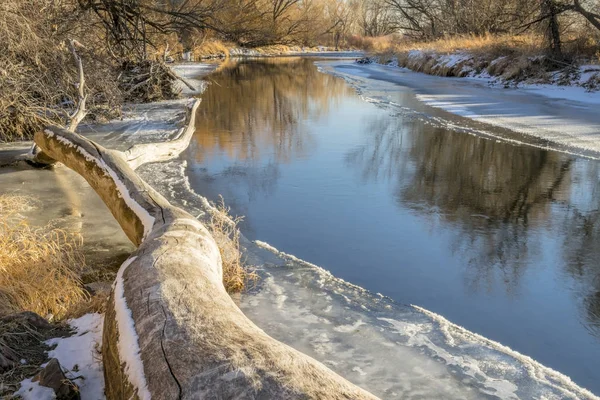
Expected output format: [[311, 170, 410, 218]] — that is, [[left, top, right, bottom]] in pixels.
[[207, 196, 257, 293], [0, 195, 88, 321]]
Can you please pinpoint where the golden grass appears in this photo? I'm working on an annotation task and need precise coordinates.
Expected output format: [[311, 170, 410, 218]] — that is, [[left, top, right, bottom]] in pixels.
[[207, 196, 257, 293], [192, 39, 232, 59], [354, 33, 600, 62], [0, 195, 88, 321], [352, 34, 544, 57]]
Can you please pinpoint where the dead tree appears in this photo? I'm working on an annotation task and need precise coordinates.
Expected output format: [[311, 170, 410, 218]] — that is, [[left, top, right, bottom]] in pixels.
[[33, 102, 378, 399], [541, 0, 563, 59], [27, 40, 88, 166]]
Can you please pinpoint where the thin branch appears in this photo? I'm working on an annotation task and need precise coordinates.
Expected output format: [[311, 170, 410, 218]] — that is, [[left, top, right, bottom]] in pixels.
[[67, 39, 88, 132]]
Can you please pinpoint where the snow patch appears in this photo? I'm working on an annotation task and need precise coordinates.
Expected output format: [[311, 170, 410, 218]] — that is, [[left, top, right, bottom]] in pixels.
[[16, 314, 105, 400], [45, 313, 105, 399], [15, 379, 56, 400]]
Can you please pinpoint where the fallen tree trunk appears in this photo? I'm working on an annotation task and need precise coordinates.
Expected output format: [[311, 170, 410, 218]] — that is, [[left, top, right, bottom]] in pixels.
[[34, 112, 378, 399]]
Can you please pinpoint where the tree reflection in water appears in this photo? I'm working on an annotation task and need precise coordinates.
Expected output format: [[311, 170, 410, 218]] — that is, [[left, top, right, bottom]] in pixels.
[[346, 112, 600, 337], [191, 57, 600, 341], [194, 58, 351, 164]]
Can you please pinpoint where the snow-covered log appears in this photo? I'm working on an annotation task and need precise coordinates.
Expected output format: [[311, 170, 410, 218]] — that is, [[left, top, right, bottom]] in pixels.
[[33, 126, 378, 399], [123, 100, 200, 170]]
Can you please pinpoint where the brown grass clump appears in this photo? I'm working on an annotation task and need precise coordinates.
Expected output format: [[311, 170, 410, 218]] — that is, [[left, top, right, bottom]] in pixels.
[[352, 34, 545, 57], [207, 196, 257, 293], [0, 195, 88, 321]]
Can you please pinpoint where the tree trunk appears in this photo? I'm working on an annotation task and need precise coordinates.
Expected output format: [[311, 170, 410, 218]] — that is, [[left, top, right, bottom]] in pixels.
[[33, 109, 378, 399], [541, 0, 563, 59]]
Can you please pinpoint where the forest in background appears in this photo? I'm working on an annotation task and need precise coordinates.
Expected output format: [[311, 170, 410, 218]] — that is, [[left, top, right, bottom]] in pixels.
[[1, 0, 600, 141]]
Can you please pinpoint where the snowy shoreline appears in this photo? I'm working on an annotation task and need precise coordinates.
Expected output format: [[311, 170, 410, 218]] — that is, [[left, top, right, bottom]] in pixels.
[[360, 50, 600, 94], [321, 59, 600, 158]]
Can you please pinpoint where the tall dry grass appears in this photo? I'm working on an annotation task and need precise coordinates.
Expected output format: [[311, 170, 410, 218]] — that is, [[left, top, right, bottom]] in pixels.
[[353, 33, 600, 62], [0, 195, 88, 321], [207, 196, 257, 293], [191, 40, 232, 59]]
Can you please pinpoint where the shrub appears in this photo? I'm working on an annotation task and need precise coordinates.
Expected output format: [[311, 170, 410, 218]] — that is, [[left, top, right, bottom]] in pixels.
[[207, 196, 257, 293], [0, 195, 88, 321]]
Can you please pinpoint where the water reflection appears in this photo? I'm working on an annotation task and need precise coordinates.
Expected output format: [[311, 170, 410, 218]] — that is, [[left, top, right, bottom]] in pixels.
[[194, 58, 352, 164], [347, 111, 600, 332], [557, 162, 600, 337], [188, 58, 600, 391]]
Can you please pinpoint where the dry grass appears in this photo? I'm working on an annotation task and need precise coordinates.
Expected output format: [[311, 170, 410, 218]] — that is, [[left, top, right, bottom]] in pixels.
[[352, 34, 544, 57], [0, 195, 88, 321], [354, 33, 600, 62], [0, 0, 122, 142], [207, 196, 257, 293], [192, 40, 233, 59], [0, 312, 67, 392]]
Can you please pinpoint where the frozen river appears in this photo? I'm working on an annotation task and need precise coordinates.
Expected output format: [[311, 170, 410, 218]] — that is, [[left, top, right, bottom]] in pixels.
[[3, 56, 599, 399], [179, 57, 600, 398]]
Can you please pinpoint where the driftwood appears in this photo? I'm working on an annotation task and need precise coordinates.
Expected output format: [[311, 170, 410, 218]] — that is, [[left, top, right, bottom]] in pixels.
[[33, 102, 378, 399], [27, 39, 87, 166], [123, 100, 200, 170]]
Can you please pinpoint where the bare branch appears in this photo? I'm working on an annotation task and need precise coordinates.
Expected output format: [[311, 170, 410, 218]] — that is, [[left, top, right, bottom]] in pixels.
[[67, 39, 88, 132]]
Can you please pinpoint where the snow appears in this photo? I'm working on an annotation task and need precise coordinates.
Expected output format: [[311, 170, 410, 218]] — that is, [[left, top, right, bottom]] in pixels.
[[45, 314, 105, 399], [171, 63, 215, 95], [15, 379, 56, 400], [435, 53, 471, 68], [15, 314, 105, 400], [321, 60, 600, 158], [113, 256, 151, 400]]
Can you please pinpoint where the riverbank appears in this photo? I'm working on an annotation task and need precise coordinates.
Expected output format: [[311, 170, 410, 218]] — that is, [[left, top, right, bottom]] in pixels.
[[358, 34, 600, 92], [360, 51, 600, 91], [323, 58, 600, 158], [183, 41, 360, 61]]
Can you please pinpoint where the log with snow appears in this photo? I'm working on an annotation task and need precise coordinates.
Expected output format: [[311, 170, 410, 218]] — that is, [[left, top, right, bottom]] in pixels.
[[33, 101, 377, 399]]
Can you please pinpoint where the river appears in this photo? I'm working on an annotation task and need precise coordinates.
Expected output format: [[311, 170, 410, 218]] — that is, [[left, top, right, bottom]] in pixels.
[[180, 57, 600, 397]]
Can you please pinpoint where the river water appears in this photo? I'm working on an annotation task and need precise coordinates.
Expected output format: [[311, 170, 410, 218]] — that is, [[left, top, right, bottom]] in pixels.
[[182, 57, 600, 396]]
